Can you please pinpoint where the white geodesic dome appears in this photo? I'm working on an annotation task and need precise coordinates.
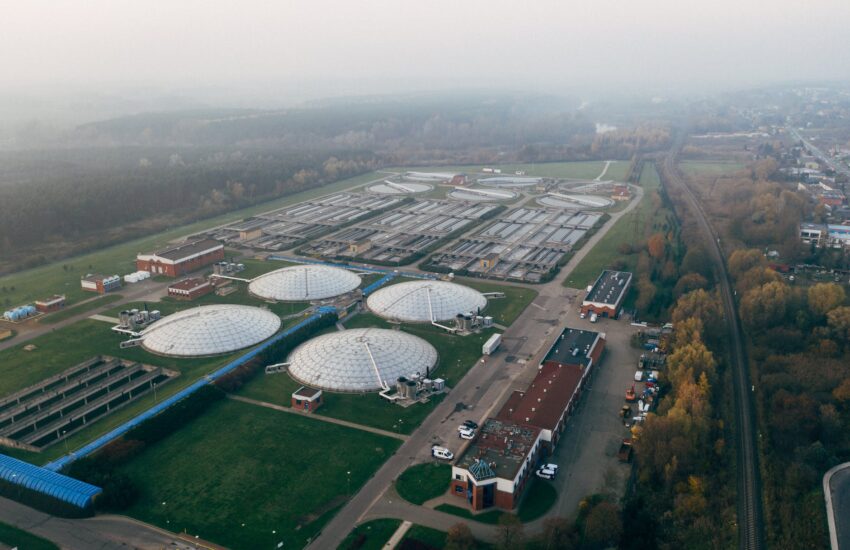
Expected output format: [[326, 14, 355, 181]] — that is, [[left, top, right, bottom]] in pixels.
[[367, 280, 487, 322], [286, 328, 438, 392], [141, 304, 281, 357], [248, 265, 361, 302]]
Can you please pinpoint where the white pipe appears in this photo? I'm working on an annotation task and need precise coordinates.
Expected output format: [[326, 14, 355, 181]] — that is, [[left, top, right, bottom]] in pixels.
[[211, 274, 251, 283], [387, 181, 416, 193], [363, 341, 389, 391]]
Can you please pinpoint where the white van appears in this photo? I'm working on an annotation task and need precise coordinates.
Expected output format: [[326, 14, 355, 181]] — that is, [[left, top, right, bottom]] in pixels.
[[432, 445, 454, 460], [590, 312, 598, 323]]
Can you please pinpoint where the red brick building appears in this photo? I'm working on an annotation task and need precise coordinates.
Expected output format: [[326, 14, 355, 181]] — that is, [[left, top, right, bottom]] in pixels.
[[580, 270, 632, 318], [291, 386, 323, 412], [136, 239, 224, 278], [35, 295, 66, 313], [167, 278, 214, 301], [450, 327, 605, 511]]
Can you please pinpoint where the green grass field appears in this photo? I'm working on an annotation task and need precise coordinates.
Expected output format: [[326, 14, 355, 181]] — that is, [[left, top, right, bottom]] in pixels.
[[39, 294, 124, 325], [338, 519, 402, 550], [387, 160, 630, 182], [119, 398, 400, 550], [563, 163, 664, 288], [239, 313, 491, 434], [0, 172, 383, 309], [0, 522, 59, 550], [402, 525, 449, 548], [678, 160, 746, 178], [396, 462, 451, 505], [0, 308, 305, 465], [453, 279, 537, 326]]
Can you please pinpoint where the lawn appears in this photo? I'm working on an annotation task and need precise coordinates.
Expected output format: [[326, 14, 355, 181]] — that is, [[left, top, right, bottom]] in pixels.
[[396, 462, 451, 505], [119, 398, 401, 550], [0, 522, 59, 550], [387, 161, 630, 181], [238, 313, 492, 434], [435, 478, 556, 525], [338, 519, 402, 550], [0, 312, 304, 465], [0, 171, 382, 309], [402, 525, 449, 548], [678, 160, 746, 178], [39, 294, 124, 325], [454, 279, 537, 326], [563, 163, 665, 288]]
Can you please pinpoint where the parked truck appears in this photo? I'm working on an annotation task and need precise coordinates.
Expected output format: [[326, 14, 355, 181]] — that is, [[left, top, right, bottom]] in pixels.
[[482, 333, 502, 355]]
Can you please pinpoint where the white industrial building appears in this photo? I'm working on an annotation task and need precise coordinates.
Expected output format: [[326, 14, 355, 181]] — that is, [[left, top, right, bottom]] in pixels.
[[248, 264, 361, 302], [367, 280, 487, 323]]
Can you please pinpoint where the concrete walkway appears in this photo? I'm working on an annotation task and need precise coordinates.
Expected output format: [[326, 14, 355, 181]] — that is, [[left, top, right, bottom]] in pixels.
[[228, 394, 409, 441], [595, 160, 615, 181], [383, 520, 412, 549], [89, 314, 120, 324]]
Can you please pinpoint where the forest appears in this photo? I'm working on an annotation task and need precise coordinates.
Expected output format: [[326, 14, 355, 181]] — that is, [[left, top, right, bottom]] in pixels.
[[0, 95, 673, 274]]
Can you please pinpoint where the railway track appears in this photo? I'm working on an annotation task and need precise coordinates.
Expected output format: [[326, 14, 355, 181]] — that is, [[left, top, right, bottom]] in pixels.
[[658, 146, 764, 550]]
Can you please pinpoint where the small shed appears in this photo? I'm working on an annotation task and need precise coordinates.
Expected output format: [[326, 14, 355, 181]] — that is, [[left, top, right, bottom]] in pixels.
[[291, 386, 323, 412]]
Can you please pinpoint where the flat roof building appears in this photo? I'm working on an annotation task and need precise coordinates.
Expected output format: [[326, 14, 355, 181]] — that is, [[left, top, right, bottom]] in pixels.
[[581, 270, 632, 318], [450, 419, 543, 511], [35, 295, 66, 313], [167, 278, 214, 301], [81, 274, 121, 294], [799, 222, 850, 249], [136, 238, 224, 277], [291, 386, 323, 412]]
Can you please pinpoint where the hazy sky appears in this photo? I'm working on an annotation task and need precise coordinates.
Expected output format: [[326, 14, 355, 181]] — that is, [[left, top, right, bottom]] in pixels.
[[3, 0, 850, 100]]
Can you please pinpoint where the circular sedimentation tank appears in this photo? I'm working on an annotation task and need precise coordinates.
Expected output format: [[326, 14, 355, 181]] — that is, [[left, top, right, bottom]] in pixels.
[[249, 264, 361, 302], [140, 304, 281, 357], [286, 328, 438, 392], [367, 280, 487, 322]]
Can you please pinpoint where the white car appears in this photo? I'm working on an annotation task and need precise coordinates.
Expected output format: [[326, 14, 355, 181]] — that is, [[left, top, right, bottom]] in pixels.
[[432, 445, 454, 460], [536, 467, 557, 480], [634, 370, 644, 382], [542, 463, 559, 472], [580, 312, 586, 319], [458, 427, 476, 440]]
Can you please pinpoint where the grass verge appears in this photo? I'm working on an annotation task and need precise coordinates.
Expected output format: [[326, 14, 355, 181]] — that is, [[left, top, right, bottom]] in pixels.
[[0, 522, 59, 550], [396, 463, 451, 505], [338, 519, 402, 550], [39, 294, 124, 325]]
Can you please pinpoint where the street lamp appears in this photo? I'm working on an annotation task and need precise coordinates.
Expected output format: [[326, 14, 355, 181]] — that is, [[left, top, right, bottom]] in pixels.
[[62, 430, 68, 454], [153, 382, 158, 403], [347, 471, 351, 496]]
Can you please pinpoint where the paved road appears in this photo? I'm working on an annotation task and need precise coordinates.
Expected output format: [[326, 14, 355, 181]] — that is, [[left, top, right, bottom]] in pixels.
[[0, 496, 197, 550], [307, 184, 645, 549], [0, 279, 171, 353], [659, 150, 764, 550], [787, 126, 850, 179], [825, 462, 850, 550]]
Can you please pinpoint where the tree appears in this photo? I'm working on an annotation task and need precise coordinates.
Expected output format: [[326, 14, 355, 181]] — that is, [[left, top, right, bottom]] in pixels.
[[647, 233, 666, 260], [445, 522, 475, 550], [671, 289, 722, 343], [728, 248, 765, 280], [496, 514, 524, 550], [827, 306, 850, 341], [583, 501, 622, 549], [635, 276, 657, 313], [673, 273, 708, 298], [740, 281, 791, 332], [735, 266, 780, 295], [807, 283, 846, 318], [832, 378, 850, 403], [541, 517, 577, 550], [682, 245, 713, 280]]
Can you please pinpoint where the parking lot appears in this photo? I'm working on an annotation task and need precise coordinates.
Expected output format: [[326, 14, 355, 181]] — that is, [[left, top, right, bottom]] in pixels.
[[428, 207, 603, 282]]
